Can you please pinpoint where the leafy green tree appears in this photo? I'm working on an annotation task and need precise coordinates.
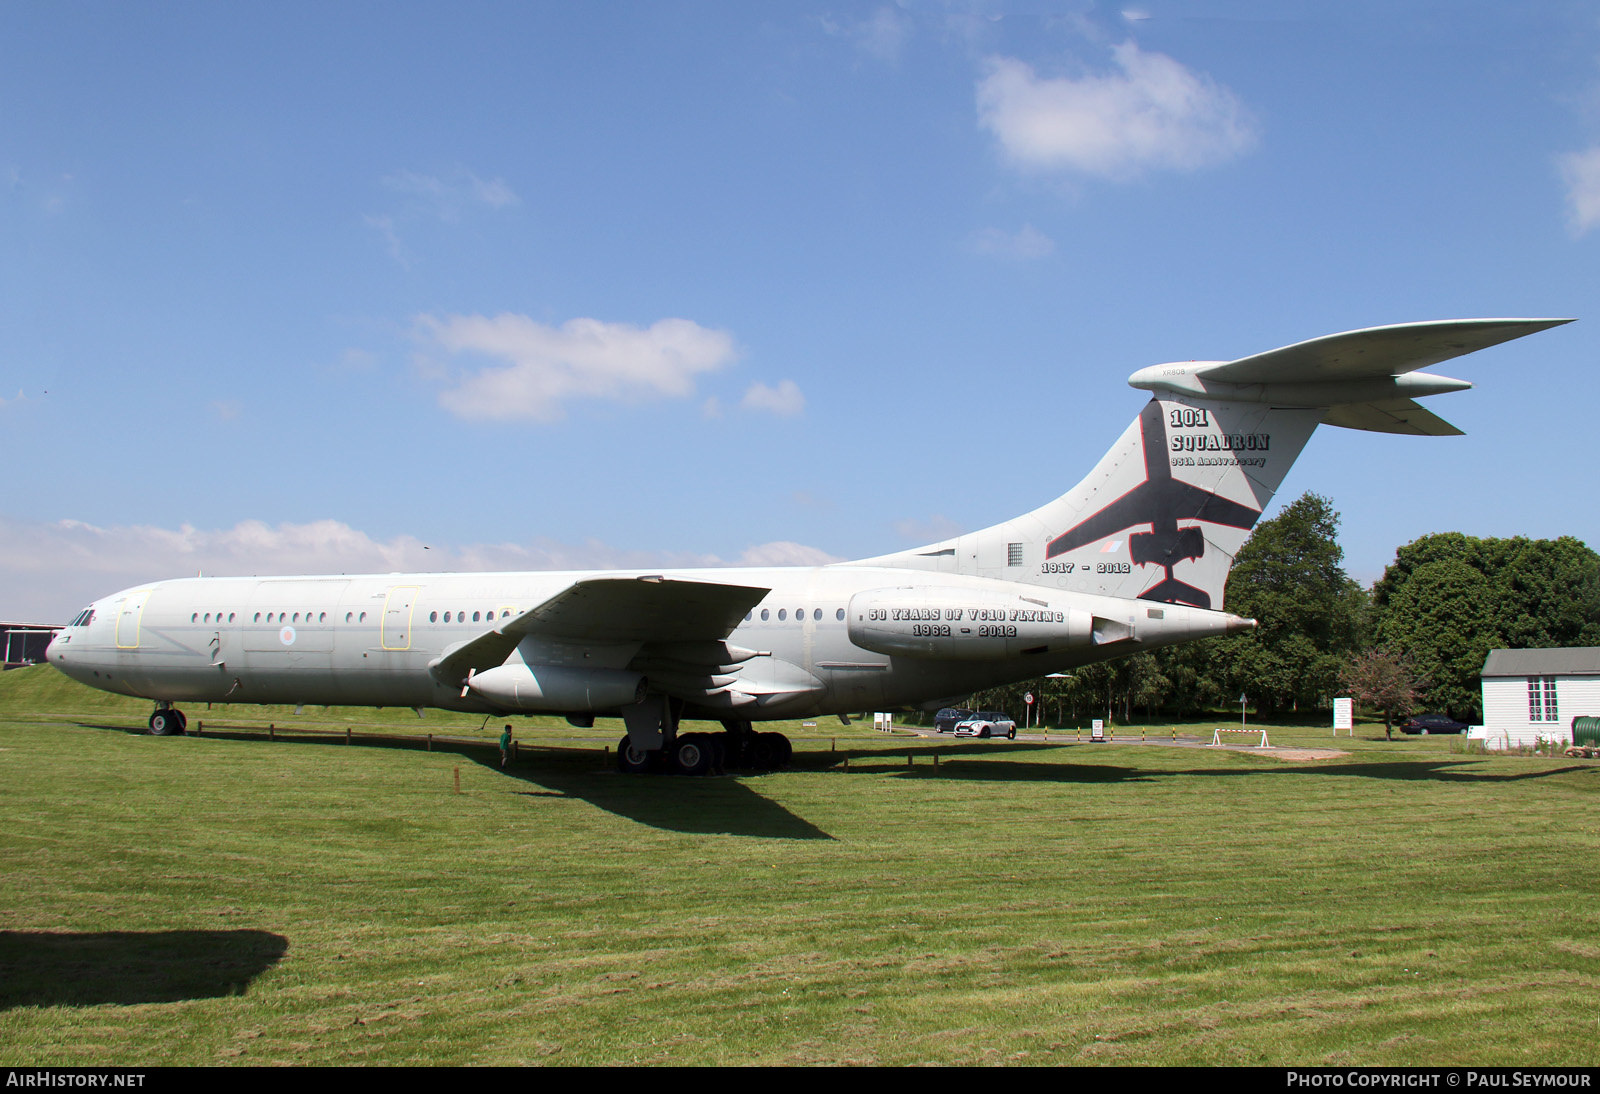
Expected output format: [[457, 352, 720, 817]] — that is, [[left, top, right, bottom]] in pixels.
[[1373, 558, 1498, 718], [1211, 493, 1367, 716], [1371, 534, 1600, 720]]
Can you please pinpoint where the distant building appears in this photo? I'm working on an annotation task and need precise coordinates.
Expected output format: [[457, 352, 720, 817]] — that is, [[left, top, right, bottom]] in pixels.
[[2, 622, 60, 668], [1476, 647, 1600, 749]]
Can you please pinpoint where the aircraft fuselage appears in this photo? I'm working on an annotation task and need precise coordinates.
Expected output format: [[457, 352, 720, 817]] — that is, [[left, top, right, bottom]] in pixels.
[[48, 566, 1248, 721]]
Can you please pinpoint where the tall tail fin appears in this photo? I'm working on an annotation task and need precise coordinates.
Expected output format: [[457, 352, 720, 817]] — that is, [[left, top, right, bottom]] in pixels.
[[846, 318, 1571, 610]]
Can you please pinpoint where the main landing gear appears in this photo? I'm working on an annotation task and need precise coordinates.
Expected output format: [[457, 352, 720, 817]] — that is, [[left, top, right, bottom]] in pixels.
[[616, 720, 791, 776], [147, 705, 187, 736]]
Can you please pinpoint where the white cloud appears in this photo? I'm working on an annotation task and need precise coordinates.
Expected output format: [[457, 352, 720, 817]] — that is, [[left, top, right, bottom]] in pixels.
[[418, 313, 740, 422], [976, 42, 1257, 179], [209, 399, 241, 421], [971, 223, 1055, 259], [822, 6, 912, 64], [1559, 147, 1600, 236], [740, 379, 806, 416], [735, 541, 843, 567], [381, 168, 521, 221], [367, 166, 519, 266], [364, 213, 413, 269], [0, 515, 842, 623]]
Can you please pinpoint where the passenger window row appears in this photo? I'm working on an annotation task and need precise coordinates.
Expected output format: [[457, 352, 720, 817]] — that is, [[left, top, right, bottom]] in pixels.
[[183, 609, 513, 626], [427, 610, 511, 623], [744, 608, 847, 623], [188, 612, 374, 624]]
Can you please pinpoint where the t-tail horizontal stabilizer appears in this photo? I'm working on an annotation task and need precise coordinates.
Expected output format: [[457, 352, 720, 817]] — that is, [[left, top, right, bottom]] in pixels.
[[1128, 318, 1572, 435]]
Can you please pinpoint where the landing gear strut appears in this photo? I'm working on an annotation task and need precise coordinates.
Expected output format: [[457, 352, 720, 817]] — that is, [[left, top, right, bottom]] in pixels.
[[148, 706, 187, 736]]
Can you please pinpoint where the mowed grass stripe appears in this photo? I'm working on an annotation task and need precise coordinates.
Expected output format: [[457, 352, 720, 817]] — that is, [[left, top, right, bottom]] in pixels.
[[0, 666, 1597, 1064]]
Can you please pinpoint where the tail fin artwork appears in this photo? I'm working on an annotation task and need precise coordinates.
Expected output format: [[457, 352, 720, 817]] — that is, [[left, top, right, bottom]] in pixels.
[[848, 319, 1571, 610]]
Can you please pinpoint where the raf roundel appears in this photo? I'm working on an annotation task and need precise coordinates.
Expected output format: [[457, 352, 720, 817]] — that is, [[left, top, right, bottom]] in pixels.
[[279, 626, 296, 646]]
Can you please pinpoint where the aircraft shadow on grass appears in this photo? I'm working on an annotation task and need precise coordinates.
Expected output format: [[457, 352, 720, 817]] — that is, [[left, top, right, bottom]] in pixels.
[[1183, 759, 1598, 784], [887, 750, 1595, 786], [0, 929, 288, 1009], [80, 721, 834, 841], [467, 751, 835, 840]]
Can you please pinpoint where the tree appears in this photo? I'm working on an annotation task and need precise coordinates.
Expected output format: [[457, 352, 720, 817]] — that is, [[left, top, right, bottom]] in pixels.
[[1210, 493, 1367, 716], [1371, 534, 1600, 720], [1340, 646, 1427, 739]]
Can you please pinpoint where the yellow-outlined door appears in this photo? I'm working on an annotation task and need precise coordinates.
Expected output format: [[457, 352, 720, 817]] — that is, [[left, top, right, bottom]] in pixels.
[[115, 590, 150, 649], [381, 586, 420, 650]]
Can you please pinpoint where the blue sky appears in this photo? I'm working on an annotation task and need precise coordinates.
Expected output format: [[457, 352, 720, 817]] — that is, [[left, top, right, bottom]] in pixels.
[[4, 1, 1598, 621]]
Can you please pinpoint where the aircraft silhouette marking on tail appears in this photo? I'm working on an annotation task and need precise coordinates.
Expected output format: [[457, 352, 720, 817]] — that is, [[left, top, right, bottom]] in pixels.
[[1044, 400, 1262, 609]]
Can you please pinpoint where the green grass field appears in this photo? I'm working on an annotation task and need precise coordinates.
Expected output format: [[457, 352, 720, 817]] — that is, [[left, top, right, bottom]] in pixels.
[[1, 663, 1597, 1065]]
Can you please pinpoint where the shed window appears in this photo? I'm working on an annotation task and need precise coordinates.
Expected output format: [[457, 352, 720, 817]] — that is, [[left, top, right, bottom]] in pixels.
[[1527, 676, 1559, 722]]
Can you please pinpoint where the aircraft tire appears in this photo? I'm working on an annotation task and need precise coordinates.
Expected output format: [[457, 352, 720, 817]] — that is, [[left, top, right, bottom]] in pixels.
[[729, 735, 758, 767], [617, 735, 658, 774], [147, 709, 182, 736], [762, 732, 792, 769], [741, 733, 771, 770], [672, 734, 714, 776]]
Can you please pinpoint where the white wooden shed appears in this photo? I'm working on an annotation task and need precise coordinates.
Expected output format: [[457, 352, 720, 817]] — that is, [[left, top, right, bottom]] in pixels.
[[1475, 647, 1600, 749]]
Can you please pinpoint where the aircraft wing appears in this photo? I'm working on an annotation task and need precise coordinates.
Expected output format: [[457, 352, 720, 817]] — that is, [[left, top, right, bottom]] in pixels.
[[1321, 399, 1464, 436], [429, 575, 770, 686], [1200, 318, 1572, 385]]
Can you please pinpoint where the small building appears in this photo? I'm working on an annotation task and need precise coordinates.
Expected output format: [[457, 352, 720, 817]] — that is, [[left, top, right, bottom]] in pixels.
[[1476, 647, 1600, 749], [2, 622, 60, 668]]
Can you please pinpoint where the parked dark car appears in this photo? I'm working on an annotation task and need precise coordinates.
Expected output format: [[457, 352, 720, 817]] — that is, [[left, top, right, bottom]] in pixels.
[[934, 707, 974, 733], [1398, 713, 1469, 735]]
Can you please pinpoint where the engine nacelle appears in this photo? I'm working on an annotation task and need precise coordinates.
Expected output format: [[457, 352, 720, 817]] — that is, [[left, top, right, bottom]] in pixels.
[[467, 663, 646, 712], [847, 586, 1094, 661]]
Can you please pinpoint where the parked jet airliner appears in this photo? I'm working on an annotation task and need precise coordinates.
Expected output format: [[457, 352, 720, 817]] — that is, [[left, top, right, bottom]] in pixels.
[[47, 319, 1569, 775]]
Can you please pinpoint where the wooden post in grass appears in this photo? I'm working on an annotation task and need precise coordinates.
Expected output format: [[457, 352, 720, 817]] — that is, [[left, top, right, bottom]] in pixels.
[[453, 766, 460, 794], [345, 727, 351, 745], [427, 733, 432, 751], [269, 723, 274, 740], [195, 721, 202, 735]]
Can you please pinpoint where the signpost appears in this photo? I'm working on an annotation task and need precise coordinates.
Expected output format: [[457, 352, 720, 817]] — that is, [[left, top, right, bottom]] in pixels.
[[1333, 697, 1354, 737]]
